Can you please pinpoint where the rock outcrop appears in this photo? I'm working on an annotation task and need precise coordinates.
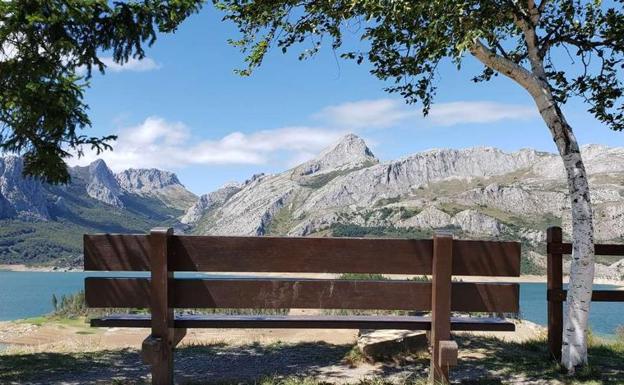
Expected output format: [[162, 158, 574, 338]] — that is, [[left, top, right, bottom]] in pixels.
[[357, 329, 428, 362], [398, 206, 452, 229], [455, 183, 567, 216], [451, 209, 505, 236]]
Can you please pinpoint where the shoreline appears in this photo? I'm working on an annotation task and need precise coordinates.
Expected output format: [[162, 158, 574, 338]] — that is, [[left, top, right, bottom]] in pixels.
[[0, 264, 80, 272], [0, 265, 622, 287]]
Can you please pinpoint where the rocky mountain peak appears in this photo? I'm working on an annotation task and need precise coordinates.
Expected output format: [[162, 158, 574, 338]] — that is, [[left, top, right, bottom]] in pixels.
[[296, 134, 378, 177], [115, 168, 182, 194], [85, 159, 124, 208]]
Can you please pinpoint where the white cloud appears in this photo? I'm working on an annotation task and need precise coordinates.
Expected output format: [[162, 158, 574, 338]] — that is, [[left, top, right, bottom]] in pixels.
[[315, 99, 537, 129], [100, 57, 161, 72], [69, 117, 343, 171], [427, 101, 537, 126], [315, 99, 417, 129]]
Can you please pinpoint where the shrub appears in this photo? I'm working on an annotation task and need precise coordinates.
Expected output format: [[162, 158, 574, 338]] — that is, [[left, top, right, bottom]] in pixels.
[[616, 325, 624, 342]]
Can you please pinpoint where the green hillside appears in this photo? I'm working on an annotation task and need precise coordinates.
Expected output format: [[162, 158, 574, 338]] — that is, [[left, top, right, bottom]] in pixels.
[[0, 184, 183, 267]]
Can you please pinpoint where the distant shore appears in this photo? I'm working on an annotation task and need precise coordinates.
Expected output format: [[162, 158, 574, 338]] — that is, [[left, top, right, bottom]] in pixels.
[[1, 264, 622, 287], [0, 264, 80, 273]]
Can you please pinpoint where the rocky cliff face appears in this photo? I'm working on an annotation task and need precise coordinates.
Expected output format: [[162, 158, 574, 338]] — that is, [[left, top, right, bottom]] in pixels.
[[85, 159, 125, 208], [116, 168, 197, 210], [181, 182, 242, 224], [184, 134, 624, 280], [0, 156, 49, 220]]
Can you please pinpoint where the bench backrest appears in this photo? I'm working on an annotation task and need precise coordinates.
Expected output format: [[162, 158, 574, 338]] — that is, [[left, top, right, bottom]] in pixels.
[[84, 229, 520, 314]]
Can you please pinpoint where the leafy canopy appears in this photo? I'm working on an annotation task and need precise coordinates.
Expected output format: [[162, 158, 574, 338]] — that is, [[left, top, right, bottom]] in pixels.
[[0, 0, 203, 183], [216, 0, 624, 128]]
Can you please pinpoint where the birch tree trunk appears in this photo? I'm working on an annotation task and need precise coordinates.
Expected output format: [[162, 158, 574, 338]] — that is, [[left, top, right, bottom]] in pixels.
[[535, 99, 595, 371], [470, 36, 596, 371]]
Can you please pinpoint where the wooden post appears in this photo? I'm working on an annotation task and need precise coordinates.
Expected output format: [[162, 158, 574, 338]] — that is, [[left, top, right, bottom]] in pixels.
[[147, 228, 175, 385], [430, 231, 453, 384], [547, 226, 563, 361]]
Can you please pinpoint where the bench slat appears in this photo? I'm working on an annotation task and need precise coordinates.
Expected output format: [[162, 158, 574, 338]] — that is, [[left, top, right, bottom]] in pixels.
[[90, 314, 516, 331], [547, 242, 624, 256], [84, 235, 520, 276], [85, 278, 519, 313]]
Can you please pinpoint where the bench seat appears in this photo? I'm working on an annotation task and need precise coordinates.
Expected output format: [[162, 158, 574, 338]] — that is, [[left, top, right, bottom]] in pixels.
[[91, 314, 516, 331]]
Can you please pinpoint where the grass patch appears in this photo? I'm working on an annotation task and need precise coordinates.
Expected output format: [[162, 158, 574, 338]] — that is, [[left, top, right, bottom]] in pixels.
[[331, 223, 433, 239], [16, 316, 47, 326], [265, 205, 297, 236]]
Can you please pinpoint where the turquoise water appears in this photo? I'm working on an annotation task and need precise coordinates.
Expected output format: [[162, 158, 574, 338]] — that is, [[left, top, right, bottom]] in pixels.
[[0, 271, 149, 321], [0, 271, 622, 336], [519, 282, 623, 337]]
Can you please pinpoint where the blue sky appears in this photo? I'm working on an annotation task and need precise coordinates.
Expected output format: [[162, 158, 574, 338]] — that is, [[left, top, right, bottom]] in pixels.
[[71, 6, 624, 195]]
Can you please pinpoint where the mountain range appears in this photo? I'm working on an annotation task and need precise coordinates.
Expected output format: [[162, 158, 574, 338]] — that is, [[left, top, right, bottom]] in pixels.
[[0, 156, 196, 266], [1, 134, 624, 279]]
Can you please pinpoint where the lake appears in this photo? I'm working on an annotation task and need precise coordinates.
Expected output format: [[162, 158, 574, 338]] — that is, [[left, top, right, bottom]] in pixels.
[[0, 271, 622, 337]]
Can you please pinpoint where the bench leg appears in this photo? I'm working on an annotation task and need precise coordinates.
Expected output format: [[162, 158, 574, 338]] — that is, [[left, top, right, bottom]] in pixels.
[[430, 339, 457, 384], [142, 335, 173, 385], [429, 232, 454, 385], [143, 329, 185, 385]]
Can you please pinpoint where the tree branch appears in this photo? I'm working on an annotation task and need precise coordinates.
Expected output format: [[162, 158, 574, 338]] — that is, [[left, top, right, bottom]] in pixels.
[[469, 39, 542, 96]]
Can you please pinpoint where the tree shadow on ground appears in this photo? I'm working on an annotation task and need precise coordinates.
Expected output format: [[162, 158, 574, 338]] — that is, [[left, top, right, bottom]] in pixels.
[[453, 335, 624, 384], [176, 341, 428, 384], [1, 337, 622, 385], [0, 348, 145, 384]]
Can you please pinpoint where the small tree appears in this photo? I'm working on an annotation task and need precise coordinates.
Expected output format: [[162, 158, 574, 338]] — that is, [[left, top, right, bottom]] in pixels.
[[0, 0, 202, 183], [215, 0, 624, 371], [51, 293, 58, 312]]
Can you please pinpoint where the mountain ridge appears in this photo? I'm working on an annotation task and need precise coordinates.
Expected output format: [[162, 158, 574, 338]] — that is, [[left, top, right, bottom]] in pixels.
[[181, 134, 624, 280], [0, 157, 196, 266], [1, 134, 624, 280]]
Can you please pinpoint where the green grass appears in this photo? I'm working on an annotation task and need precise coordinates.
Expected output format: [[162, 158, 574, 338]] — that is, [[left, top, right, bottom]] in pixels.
[[330, 223, 434, 239], [265, 204, 297, 236], [16, 316, 47, 326], [18, 315, 91, 329]]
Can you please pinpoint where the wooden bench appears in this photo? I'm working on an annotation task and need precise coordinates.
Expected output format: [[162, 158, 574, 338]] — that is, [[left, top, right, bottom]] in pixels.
[[84, 229, 521, 385]]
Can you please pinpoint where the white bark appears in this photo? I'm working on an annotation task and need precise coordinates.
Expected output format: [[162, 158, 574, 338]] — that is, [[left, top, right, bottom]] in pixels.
[[538, 103, 595, 372], [470, 23, 596, 370]]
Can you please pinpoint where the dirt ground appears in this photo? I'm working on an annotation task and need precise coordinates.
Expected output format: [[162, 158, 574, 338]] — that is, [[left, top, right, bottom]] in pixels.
[[0, 316, 567, 385]]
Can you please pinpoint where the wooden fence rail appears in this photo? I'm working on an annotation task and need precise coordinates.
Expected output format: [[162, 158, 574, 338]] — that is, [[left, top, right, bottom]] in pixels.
[[546, 226, 624, 360]]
